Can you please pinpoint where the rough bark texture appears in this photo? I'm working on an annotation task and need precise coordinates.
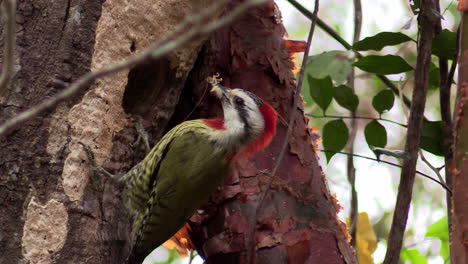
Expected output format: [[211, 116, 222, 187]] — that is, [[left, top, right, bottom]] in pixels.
[[0, 1, 103, 263], [451, 11, 468, 264], [182, 1, 356, 263], [0, 0, 213, 263], [1, 0, 355, 263]]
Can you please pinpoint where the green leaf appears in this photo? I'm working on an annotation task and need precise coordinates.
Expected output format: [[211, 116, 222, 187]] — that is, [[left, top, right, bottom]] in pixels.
[[323, 120, 349, 163], [429, 63, 440, 91], [425, 216, 449, 240], [333, 85, 359, 112], [372, 90, 395, 113], [353, 32, 413, 51], [307, 51, 352, 84], [308, 75, 334, 113], [420, 120, 444, 156], [354, 55, 413, 75], [364, 121, 387, 150], [432, 29, 457, 60], [401, 248, 428, 264], [440, 240, 450, 261], [300, 75, 314, 106]]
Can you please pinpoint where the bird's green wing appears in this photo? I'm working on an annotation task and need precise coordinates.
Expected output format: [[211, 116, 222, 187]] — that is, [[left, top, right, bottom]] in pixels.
[[127, 120, 230, 263], [121, 123, 181, 214]]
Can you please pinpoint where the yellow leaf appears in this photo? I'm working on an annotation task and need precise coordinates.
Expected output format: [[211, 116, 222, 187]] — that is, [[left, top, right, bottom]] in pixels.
[[347, 212, 377, 264]]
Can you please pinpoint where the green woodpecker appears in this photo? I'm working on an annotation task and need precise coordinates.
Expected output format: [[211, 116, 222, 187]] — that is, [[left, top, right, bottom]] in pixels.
[[124, 80, 278, 264]]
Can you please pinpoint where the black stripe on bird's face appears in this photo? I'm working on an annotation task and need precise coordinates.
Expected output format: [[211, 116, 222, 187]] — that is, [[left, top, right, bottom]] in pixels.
[[233, 95, 251, 138]]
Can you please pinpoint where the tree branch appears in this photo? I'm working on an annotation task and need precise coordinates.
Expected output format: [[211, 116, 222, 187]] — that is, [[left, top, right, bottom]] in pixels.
[[383, 1, 437, 263], [306, 114, 407, 127], [438, 15, 458, 255], [346, 0, 362, 246], [0, 0, 268, 138], [319, 150, 452, 194], [419, 150, 445, 185], [246, 0, 320, 262], [0, 0, 16, 97]]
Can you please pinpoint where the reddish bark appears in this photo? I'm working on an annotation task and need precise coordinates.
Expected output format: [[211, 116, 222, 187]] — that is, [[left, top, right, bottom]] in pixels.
[[184, 1, 356, 263], [451, 11, 468, 264]]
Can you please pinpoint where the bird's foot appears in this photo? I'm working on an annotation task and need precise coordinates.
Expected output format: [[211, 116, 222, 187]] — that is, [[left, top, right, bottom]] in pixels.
[[78, 142, 120, 182], [131, 116, 151, 154]]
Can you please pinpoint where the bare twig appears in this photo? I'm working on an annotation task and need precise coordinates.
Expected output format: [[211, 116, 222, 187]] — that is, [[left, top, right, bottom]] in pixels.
[[0, 0, 267, 138], [319, 150, 452, 194], [0, 0, 16, 97], [419, 150, 445, 185], [246, 0, 320, 262], [442, 22, 459, 263], [397, 77, 411, 123], [346, 0, 362, 246], [383, 1, 438, 263], [306, 114, 407, 127]]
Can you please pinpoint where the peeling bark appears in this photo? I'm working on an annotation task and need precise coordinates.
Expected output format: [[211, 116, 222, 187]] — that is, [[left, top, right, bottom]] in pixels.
[[1, 0, 354, 263], [184, 1, 356, 263]]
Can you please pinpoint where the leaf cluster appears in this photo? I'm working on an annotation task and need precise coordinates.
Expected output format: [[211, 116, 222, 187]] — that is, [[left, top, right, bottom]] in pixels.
[[303, 29, 456, 162]]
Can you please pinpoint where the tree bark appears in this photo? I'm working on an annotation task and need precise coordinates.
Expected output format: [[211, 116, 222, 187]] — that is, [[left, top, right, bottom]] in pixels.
[[0, 1, 104, 263], [0, 0, 355, 263], [0, 0, 213, 263], [184, 1, 356, 263], [451, 10, 468, 264]]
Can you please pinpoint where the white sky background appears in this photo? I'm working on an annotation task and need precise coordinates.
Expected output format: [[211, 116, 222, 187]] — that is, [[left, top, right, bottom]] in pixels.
[[150, 1, 458, 263]]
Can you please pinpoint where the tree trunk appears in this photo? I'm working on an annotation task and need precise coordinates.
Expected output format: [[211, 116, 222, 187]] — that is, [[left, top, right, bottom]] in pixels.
[[0, 0, 355, 263], [183, 1, 356, 263], [0, 0, 213, 263], [451, 10, 468, 264]]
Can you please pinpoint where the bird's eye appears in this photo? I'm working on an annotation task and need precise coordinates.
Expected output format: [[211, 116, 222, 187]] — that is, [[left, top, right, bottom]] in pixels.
[[234, 96, 244, 106]]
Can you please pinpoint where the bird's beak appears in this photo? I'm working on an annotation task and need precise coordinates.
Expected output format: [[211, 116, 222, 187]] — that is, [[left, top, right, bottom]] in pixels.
[[210, 84, 230, 101]]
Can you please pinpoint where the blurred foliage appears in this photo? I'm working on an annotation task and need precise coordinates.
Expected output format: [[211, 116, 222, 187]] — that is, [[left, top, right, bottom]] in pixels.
[[322, 119, 349, 162], [296, 0, 457, 263], [353, 32, 413, 51], [401, 216, 450, 264]]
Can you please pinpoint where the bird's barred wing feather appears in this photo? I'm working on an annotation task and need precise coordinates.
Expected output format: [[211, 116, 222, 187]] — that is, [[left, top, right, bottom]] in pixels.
[[122, 120, 209, 214], [126, 120, 230, 263]]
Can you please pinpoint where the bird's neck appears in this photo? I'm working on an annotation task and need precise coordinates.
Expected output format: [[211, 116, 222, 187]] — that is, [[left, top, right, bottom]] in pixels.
[[203, 103, 277, 158], [204, 118, 259, 154]]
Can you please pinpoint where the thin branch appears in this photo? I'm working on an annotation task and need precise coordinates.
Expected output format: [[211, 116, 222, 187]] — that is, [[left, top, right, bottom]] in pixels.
[[306, 114, 407, 127], [286, 0, 413, 109], [0, 0, 16, 97], [419, 150, 446, 185], [397, 77, 411, 123], [437, 6, 457, 254], [246, 0, 320, 262], [319, 150, 452, 194], [346, 0, 362, 247], [0, 0, 267, 138], [442, 23, 459, 260], [384, 1, 437, 263]]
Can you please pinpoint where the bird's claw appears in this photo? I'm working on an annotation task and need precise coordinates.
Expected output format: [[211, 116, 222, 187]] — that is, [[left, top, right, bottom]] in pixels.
[[78, 142, 117, 180], [132, 116, 151, 154]]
